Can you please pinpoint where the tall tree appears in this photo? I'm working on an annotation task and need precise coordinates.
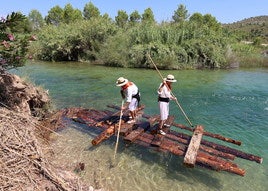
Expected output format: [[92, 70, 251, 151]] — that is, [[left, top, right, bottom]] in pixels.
[[129, 10, 141, 24], [189, 13, 203, 24], [203, 14, 221, 31], [28, 9, 45, 31], [115, 10, 128, 28], [45, 6, 64, 26], [141, 8, 155, 23], [83, 2, 101, 19], [172, 4, 189, 23], [0, 12, 32, 71], [63, 3, 83, 24]]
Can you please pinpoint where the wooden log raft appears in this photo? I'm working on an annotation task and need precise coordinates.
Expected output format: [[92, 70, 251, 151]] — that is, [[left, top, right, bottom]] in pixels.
[[63, 105, 262, 176]]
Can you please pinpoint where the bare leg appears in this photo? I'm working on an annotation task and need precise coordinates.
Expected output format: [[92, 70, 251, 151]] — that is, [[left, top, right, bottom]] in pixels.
[[159, 120, 165, 130], [130, 111, 135, 120]]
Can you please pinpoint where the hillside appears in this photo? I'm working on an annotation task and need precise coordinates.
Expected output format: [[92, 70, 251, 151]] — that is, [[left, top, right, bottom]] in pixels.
[[222, 15, 268, 43]]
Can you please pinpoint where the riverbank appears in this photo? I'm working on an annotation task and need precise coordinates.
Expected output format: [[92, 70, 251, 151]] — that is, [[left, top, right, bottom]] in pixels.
[[0, 72, 104, 191]]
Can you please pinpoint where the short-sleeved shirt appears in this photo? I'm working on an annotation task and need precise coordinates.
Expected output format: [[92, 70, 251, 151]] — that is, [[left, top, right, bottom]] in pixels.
[[124, 82, 139, 103], [158, 83, 171, 98]]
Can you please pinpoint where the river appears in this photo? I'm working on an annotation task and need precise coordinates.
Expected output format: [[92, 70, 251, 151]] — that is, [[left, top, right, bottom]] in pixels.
[[11, 61, 268, 191]]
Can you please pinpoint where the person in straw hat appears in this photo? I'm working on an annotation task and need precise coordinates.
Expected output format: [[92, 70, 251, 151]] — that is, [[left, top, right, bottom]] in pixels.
[[116, 77, 140, 123], [157, 74, 177, 135]]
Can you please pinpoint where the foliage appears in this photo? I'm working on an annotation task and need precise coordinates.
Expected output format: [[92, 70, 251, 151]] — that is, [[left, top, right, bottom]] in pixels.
[[172, 4, 189, 23], [45, 5, 64, 26], [115, 10, 128, 28], [28, 9, 45, 31], [32, 17, 117, 61], [129, 10, 141, 25], [223, 16, 268, 43], [25, 2, 267, 69], [0, 12, 32, 71], [83, 2, 101, 19], [141, 8, 155, 24]]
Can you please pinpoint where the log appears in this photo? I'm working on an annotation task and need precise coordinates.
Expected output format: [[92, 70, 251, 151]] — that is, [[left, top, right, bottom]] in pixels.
[[124, 127, 146, 143], [165, 132, 235, 160], [201, 139, 263, 164], [137, 133, 245, 176], [91, 125, 115, 145], [197, 152, 245, 176], [184, 125, 204, 167], [119, 123, 135, 136], [151, 134, 163, 147], [123, 121, 150, 142], [169, 129, 262, 164], [172, 122, 242, 146]]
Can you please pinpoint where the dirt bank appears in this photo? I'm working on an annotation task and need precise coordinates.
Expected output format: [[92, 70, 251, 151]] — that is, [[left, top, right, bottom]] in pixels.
[[0, 72, 104, 191]]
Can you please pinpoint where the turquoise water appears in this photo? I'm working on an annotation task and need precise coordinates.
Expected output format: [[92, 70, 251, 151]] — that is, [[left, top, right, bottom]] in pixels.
[[12, 61, 268, 191]]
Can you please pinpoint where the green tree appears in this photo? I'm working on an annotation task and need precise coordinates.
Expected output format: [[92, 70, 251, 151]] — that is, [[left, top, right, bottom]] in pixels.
[[45, 6, 64, 26], [141, 8, 155, 23], [115, 10, 128, 28], [203, 14, 221, 31], [28, 9, 45, 31], [172, 4, 189, 23], [0, 12, 32, 71], [63, 3, 83, 24], [83, 2, 101, 19], [129, 10, 141, 24], [189, 13, 203, 24]]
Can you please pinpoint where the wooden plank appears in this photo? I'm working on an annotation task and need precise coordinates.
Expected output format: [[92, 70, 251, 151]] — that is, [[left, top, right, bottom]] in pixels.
[[184, 125, 204, 167]]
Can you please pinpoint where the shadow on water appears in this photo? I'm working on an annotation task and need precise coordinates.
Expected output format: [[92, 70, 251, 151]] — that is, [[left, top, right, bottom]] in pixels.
[[67, 119, 223, 190]]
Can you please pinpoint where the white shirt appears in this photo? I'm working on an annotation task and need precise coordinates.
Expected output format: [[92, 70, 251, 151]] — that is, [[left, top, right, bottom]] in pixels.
[[158, 83, 171, 98], [124, 83, 138, 102]]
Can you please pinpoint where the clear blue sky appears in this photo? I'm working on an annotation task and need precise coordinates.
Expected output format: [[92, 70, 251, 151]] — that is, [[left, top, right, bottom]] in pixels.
[[1, 0, 267, 24]]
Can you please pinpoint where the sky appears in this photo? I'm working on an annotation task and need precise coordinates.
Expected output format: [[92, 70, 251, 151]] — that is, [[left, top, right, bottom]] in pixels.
[[0, 0, 267, 24]]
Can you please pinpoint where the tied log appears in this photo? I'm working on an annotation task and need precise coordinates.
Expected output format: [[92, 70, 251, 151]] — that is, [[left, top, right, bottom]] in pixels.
[[184, 125, 204, 167], [136, 132, 246, 176], [169, 130, 263, 164], [172, 122, 242, 146], [165, 133, 236, 160], [91, 125, 115, 145], [124, 121, 150, 142]]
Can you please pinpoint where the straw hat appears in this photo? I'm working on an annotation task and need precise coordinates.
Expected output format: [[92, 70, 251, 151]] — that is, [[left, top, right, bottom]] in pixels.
[[116, 77, 128, 86], [164, 74, 177, 82]]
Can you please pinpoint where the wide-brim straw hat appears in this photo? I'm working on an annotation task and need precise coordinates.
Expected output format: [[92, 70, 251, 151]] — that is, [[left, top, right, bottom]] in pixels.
[[116, 77, 128, 86], [164, 74, 177, 82]]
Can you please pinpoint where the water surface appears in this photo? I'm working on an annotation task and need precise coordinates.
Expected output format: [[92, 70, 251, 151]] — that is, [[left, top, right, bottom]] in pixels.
[[12, 61, 268, 191]]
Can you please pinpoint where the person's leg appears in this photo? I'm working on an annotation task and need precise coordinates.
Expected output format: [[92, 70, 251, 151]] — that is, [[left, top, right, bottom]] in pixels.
[[128, 98, 138, 123], [159, 102, 168, 135]]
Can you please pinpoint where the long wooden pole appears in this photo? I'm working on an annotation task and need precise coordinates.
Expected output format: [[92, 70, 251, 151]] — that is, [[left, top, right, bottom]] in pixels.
[[147, 54, 194, 127], [114, 100, 124, 159]]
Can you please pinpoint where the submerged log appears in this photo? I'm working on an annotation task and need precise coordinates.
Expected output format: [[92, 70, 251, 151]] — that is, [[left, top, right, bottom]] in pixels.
[[201, 139, 263, 164], [137, 132, 245, 176], [169, 130, 263, 164], [165, 132, 235, 160], [184, 125, 204, 167], [91, 125, 115, 145]]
